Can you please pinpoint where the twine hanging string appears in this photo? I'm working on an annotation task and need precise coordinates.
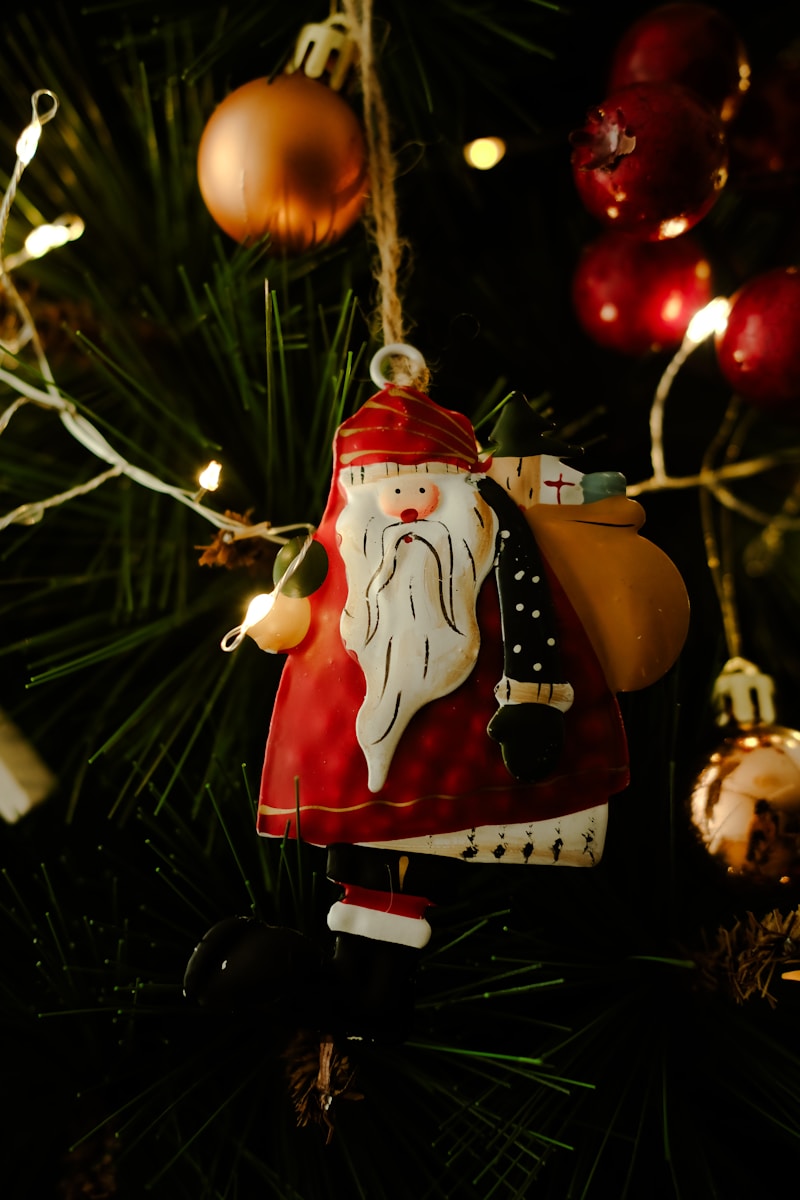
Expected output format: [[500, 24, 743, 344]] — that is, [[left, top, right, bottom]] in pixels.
[[341, 0, 429, 391]]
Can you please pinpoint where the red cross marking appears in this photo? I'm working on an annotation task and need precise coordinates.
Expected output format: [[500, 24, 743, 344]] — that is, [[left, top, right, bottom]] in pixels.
[[543, 472, 575, 504]]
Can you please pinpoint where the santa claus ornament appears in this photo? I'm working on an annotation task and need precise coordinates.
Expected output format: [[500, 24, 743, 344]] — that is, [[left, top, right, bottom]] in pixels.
[[185, 10, 691, 1124], [196, 14, 368, 253], [192, 344, 690, 1045]]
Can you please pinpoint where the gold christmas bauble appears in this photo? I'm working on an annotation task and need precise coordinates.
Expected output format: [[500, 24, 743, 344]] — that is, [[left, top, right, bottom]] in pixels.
[[197, 73, 369, 253], [689, 725, 800, 887]]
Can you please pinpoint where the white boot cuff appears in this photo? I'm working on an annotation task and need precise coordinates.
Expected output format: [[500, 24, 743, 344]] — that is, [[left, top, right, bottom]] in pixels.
[[328, 901, 432, 948]]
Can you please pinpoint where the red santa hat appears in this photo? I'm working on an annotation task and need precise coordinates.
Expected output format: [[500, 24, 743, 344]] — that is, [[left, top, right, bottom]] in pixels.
[[335, 384, 483, 471]]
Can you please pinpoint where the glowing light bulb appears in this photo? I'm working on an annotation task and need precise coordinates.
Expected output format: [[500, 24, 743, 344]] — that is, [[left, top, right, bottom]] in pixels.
[[198, 460, 222, 491], [463, 137, 506, 170], [220, 590, 277, 652], [16, 124, 42, 165], [659, 217, 690, 239], [25, 224, 68, 256], [15, 90, 58, 165], [685, 296, 730, 345], [24, 214, 84, 259], [243, 592, 275, 630]]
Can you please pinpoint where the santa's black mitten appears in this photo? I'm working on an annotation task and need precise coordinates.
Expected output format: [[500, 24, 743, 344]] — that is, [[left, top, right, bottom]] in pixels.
[[487, 702, 565, 781], [183, 916, 328, 1023]]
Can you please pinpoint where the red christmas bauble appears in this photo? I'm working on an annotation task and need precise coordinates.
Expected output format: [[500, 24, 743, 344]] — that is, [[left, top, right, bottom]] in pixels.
[[197, 74, 369, 253], [715, 267, 800, 415], [728, 61, 800, 188], [572, 230, 713, 355], [570, 82, 728, 240], [608, 2, 750, 123]]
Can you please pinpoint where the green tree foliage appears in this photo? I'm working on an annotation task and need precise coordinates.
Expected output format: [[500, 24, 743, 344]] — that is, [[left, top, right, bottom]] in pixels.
[[2, 3, 800, 1196]]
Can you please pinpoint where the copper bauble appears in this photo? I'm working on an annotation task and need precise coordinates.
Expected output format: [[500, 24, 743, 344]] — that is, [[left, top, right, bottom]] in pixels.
[[197, 74, 369, 253], [689, 726, 800, 887]]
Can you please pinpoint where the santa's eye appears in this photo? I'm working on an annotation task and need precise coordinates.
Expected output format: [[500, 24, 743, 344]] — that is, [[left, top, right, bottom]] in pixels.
[[419, 487, 426, 494], [394, 488, 401, 494]]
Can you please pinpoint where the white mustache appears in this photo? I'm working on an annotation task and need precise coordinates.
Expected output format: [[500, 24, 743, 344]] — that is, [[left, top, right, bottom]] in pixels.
[[361, 518, 482, 644], [338, 479, 498, 792]]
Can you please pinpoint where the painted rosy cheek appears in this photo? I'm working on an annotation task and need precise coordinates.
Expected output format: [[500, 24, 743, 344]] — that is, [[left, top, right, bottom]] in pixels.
[[413, 483, 440, 519]]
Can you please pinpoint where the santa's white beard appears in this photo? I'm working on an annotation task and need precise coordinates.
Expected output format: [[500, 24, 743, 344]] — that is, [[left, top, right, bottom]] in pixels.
[[337, 472, 498, 792]]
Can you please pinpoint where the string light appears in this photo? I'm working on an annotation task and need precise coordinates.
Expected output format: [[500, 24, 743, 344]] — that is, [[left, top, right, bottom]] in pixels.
[[1, 90, 78, 474], [629, 294, 800, 536], [684, 295, 730, 345], [220, 592, 277, 652], [193, 459, 222, 502], [3, 213, 85, 271], [0, 91, 310, 549], [642, 302, 793, 736], [463, 137, 506, 170], [198, 460, 222, 491], [0, 90, 59, 260], [14, 89, 58, 166], [0, 360, 312, 537], [648, 296, 731, 484], [0, 466, 123, 532], [221, 532, 315, 652]]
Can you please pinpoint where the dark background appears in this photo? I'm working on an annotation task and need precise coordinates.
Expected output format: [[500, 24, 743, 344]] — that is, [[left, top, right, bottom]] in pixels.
[[2, 3, 800, 1197]]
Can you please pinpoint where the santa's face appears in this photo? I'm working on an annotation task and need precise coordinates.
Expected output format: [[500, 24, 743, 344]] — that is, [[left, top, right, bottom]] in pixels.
[[376, 476, 441, 521], [335, 463, 498, 792]]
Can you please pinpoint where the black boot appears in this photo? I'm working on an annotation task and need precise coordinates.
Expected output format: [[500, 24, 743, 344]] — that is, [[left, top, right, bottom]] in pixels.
[[328, 931, 420, 1043]]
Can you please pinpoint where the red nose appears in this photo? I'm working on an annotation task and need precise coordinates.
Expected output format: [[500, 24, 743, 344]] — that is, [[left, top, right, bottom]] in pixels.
[[401, 508, 418, 523]]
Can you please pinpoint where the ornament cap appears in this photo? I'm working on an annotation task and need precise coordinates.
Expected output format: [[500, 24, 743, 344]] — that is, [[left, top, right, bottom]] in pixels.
[[712, 657, 776, 728], [287, 13, 358, 92]]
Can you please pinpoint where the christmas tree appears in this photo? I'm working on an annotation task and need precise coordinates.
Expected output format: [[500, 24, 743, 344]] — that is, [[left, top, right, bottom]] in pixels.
[[3, 2, 800, 1196]]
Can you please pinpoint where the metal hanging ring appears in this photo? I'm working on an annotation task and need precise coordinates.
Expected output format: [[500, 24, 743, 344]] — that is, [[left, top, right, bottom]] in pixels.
[[369, 343, 427, 387]]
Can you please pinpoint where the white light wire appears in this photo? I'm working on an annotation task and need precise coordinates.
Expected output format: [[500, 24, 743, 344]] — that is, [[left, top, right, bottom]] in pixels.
[[631, 297, 800, 531], [0, 90, 310, 546]]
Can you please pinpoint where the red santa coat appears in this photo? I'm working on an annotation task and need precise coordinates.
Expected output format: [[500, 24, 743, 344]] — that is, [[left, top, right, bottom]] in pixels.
[[256, 469, 628, 849]]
